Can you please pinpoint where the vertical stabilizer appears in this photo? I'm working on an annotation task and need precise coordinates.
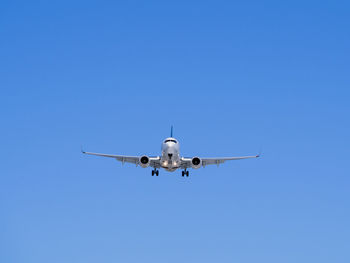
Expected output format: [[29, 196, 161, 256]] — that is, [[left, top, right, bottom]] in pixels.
[[170, 126, 173, 137]]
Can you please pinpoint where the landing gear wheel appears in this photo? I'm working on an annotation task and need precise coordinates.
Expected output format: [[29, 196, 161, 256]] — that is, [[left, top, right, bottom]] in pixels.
[[182, 171, 185, 177], [186, 171, 189, 177], [152, 169, 159, 176]]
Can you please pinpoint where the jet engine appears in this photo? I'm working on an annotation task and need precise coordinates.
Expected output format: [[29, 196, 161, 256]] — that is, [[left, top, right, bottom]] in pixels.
[[191, 157, 202, 169], [139, 155, 150, 168]]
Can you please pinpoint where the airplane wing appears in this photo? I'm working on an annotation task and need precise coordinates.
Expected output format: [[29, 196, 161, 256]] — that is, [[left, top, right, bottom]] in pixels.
[[180, 155, 259, 168], [82, 150, 161, 167]]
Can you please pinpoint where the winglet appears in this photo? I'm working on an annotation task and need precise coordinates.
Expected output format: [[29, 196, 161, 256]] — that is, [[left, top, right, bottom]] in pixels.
[[170, 125, 173, 137], [256, 147, 262, 158], [81, 145, 86, 154]]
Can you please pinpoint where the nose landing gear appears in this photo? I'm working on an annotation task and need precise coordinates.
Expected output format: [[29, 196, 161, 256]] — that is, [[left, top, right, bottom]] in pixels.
[[152, 169, 159, 176], [182, 170, 189, 177]]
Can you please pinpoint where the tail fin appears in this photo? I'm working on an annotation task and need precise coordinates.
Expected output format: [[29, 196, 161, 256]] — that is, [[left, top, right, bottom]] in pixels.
[[170, 126, 173, 137]]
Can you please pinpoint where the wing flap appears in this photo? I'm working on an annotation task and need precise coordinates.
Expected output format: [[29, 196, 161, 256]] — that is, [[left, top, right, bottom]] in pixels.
[[82, 151, 139, 163], [202, 155, 259, 166], [180, 155, 259, 168], [82, 150, 161, 167]]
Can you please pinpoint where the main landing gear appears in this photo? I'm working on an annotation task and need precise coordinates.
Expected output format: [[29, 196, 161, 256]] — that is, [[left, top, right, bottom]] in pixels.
[[182, 170, 189, 177], [152, 169, 159, 176]]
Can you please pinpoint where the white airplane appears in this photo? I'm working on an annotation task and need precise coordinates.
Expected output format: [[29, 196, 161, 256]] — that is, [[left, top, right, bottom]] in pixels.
[[82, 127, 259, 177]]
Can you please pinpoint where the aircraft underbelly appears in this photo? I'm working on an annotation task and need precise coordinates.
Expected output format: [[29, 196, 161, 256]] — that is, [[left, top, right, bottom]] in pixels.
[[160, 157, 180, 172], [164, 167, 178, 172]]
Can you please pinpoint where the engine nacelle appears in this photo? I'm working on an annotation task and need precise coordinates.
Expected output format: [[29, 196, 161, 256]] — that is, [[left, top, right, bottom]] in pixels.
[[191, 157, 202, 169], [139, 155, 150, 168]]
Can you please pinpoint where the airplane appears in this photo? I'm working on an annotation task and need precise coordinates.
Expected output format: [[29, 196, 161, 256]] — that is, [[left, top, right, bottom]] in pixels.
[[82, 126, 259, 177]]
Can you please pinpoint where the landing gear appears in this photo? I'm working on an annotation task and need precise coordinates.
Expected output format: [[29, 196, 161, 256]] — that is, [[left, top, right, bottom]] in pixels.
[[182, 170, 189, 177], [152, 169, 159, 176]]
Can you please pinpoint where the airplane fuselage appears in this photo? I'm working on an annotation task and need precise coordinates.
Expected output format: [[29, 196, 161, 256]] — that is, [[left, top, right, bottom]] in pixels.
[[161, 137, 181, 171]]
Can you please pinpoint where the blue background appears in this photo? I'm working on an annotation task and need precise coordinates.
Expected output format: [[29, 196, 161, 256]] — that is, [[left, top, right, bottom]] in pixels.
[[1, 1, 349, 262]]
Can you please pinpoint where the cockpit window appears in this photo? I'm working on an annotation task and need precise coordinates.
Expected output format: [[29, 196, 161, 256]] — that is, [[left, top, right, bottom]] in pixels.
[[165, 139, 177, 143]]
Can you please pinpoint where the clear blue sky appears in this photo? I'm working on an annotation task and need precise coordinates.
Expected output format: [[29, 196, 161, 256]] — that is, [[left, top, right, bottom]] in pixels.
[[1, 1, 349, 262]]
